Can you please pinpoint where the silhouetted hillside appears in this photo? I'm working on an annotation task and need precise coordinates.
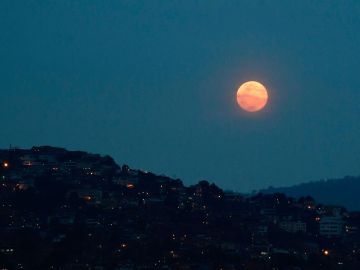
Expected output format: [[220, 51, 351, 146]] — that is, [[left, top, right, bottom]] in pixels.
[[2, 146, 360, 269], [261, 175, 360, 210]]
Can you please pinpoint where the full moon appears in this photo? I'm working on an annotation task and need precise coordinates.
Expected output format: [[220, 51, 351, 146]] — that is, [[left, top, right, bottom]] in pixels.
[[236, 81, 268, 112]]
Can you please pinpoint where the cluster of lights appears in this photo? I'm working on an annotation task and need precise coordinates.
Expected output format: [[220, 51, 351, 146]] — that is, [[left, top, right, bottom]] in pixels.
[[0, 248, 14, 253]]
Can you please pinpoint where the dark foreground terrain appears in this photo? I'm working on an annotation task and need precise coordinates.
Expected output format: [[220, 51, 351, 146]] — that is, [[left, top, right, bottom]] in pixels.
[[1, 146, 360, 269]]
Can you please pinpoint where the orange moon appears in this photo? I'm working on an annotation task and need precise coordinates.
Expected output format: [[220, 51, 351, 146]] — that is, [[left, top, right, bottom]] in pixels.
[[236, 81, 268, 112]]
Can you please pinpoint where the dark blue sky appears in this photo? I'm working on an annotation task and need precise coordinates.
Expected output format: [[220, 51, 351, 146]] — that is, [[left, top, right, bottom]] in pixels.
[[1, 1, 360, 191]]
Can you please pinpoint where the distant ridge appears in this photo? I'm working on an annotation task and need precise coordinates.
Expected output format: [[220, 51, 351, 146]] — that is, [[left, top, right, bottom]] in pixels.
[[260, 175, 360, 211]]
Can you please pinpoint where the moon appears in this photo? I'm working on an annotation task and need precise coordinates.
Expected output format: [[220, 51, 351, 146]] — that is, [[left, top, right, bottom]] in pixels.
[[236, 81, 268, 112]]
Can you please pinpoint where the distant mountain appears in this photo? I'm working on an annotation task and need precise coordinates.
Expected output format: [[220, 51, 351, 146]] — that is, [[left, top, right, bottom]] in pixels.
[[260, 175, 360, 211]]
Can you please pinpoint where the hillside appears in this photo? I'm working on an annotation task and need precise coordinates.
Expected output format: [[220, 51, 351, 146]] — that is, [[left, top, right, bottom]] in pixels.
[[1, 146, 360, 269], [260, 175, 360, 210]]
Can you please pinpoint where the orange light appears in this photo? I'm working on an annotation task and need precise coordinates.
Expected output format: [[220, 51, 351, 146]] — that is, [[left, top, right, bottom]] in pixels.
[[126, 183, 135, 189], [323, 250, 329, 256], [3, 162, 9, 168], [83, 196, 92, 201]]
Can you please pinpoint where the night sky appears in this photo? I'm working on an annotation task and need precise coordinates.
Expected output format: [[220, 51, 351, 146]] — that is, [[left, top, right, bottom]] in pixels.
[[1, 1, 360, 191]]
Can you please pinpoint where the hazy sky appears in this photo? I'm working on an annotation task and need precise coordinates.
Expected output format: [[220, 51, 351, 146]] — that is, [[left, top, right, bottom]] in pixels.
[[1, 1, 360, 191]]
